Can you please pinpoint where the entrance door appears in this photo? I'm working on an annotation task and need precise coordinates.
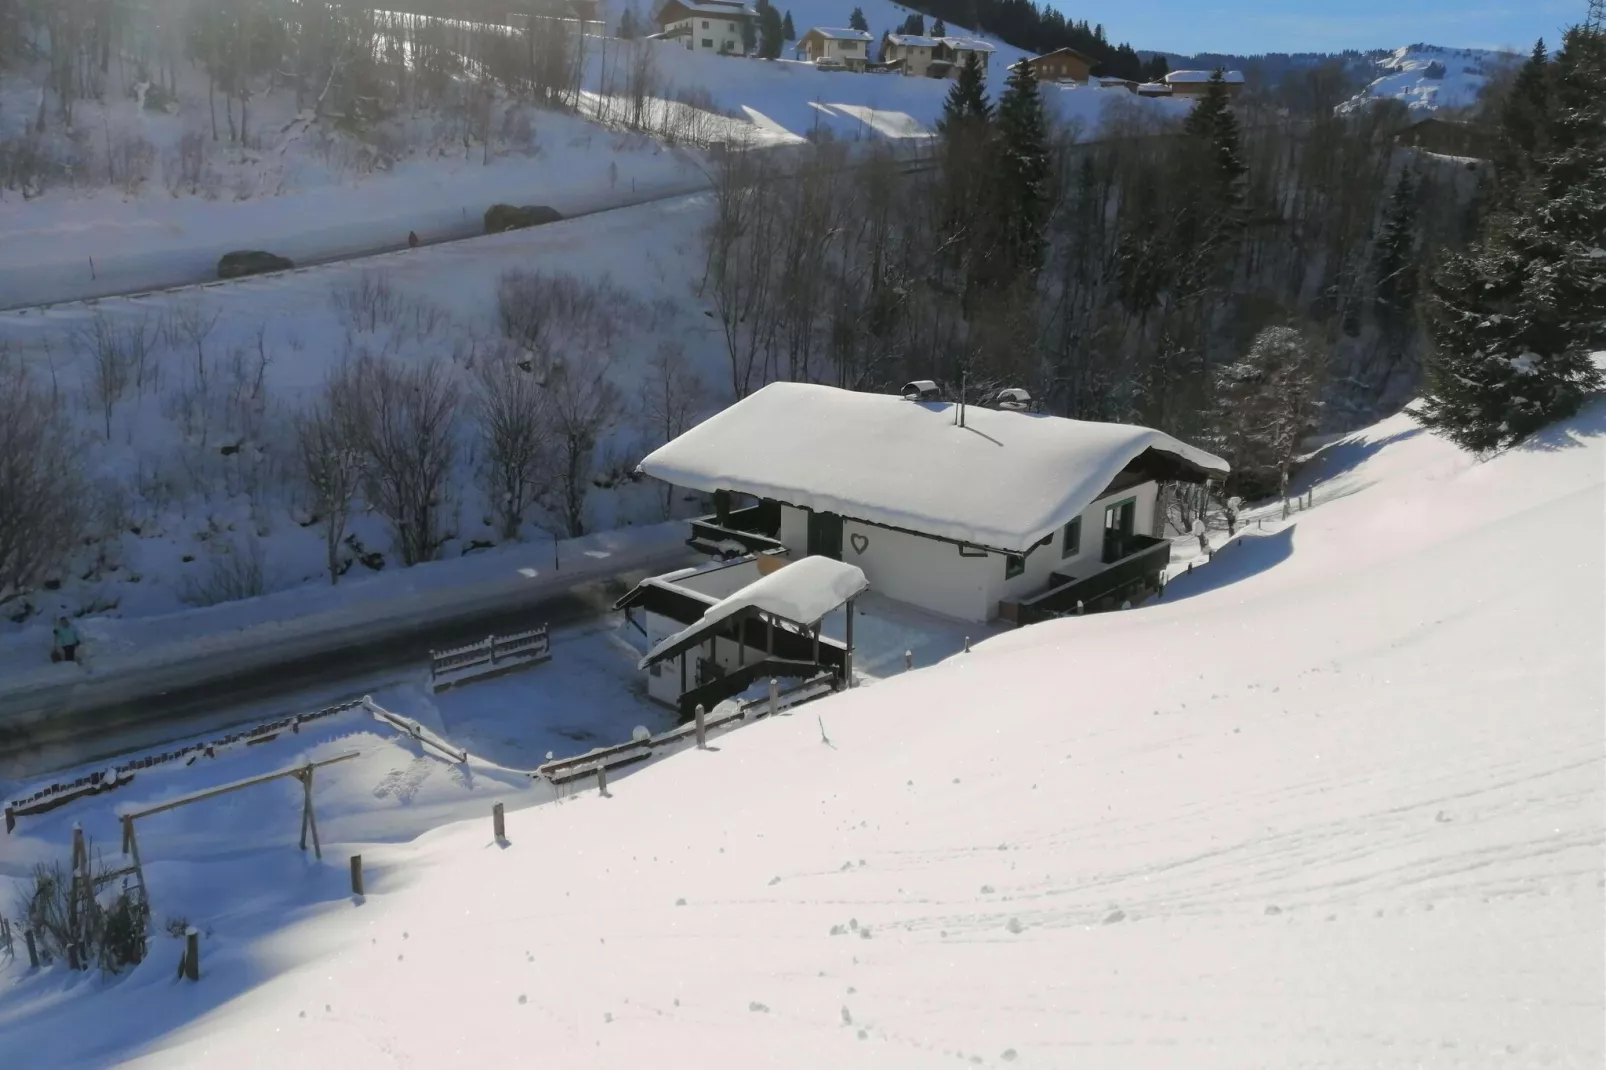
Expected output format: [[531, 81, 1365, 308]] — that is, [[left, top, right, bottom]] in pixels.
[[807, 511, 844, 559], [1102, 498, 1136, 563]]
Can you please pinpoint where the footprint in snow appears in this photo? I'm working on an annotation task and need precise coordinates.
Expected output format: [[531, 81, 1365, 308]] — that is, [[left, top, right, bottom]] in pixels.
[[1103, 909, 1126, 925]]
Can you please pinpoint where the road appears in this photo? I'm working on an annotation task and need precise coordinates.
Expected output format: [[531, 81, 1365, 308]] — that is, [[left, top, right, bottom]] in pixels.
[[0, 558, 690, 782]]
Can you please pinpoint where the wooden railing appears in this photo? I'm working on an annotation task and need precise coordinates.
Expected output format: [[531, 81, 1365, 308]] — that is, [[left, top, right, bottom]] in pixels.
[[428, 624, 551, 691], [1006, 535, 1172, 625]]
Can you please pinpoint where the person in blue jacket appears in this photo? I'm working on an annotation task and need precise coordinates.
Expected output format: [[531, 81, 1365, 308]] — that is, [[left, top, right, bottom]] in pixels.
[[52, 616, 81, 663]]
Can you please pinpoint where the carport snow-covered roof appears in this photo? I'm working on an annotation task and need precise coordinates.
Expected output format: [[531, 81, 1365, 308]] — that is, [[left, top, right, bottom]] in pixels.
[[638, 557, 868, 670], [638, 382, 1229, 552]]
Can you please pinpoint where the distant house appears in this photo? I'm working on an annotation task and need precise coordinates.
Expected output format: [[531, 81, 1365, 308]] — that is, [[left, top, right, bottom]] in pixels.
[[652, 0, 755, 54], [883, 34, 993, 77], [1395, 116, 1497, 160], [796, 27, 874, 69], [1097, 76, 1140, 92], [1164, 69, 1245, 96], [1022, 47, 1097, 83], [1135, 81, 1173, 97], [635, 382, 1228, 625]]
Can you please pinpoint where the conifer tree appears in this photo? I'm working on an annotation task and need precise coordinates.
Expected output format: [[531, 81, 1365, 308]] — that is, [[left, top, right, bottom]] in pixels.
[[1421, 22, 1605, 451], [1183, 68, 1246, 190], [758, 3, 784, 58], [937, 50, 992, 132], [782, 10, 795, 40], [932, 18, 946, 36], [1493, 39, 1552, 201], [848, 6, 868, 31], [994, 57, 1050, 280], [1373, 168, 1420, 330], [617, 8, 638, 39]]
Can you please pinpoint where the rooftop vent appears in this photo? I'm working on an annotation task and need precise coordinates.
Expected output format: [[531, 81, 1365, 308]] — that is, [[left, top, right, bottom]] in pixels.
[[901, 380, 941, 402], [993, 387, 1033, 412]]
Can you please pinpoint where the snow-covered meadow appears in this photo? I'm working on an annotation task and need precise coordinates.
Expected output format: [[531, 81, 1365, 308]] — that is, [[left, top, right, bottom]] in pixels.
[[1338, 45, 1519, 115], [0, 194, 726, 670], [1, 386, 1599, 1066]]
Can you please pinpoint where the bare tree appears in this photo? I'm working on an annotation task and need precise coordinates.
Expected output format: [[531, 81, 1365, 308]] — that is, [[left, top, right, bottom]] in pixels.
[[349, 355, 461, 566], [637, 341, 703, 516], [472, 350, 553, 541], [544, 361, 620, 538], [296, 365, 364, 584], [0, 355, 85, 606]]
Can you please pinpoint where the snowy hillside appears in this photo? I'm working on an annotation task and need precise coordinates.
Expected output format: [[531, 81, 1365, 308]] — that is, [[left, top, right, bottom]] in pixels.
[[1338, 44, 1519, 115], [2, 393, 1600, 1065]]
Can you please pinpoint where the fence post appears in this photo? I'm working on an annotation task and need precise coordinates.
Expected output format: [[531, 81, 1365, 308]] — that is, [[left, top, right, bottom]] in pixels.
[[1076, 600, 1085, 615], [350, 855, 364, 896], [493, 802, 506, 841], [768, 677, 779, 718], [488, 635, 498, 665], [963, 636, 971, 653], [183, 928, 199, 981], [904, 649, 913, 672], [25, 928, 39, 969], [597, 764, 609, 798], [694, 704, 707, 749], [4, 806, 12, 834]]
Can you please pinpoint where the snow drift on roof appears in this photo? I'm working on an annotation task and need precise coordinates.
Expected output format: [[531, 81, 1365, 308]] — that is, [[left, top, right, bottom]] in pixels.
[[638, 382, 1228, 552], [940, 36, 995, 52], [1166, 69, 1244, 83], [805, 26, 873, 40], [657, 0, 755, 20], [886, 34, 938, 47], [639, 556, 868, 669]]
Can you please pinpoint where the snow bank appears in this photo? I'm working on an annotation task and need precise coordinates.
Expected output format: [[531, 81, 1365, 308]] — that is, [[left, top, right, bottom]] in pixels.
[[3, 394, 1600, 1066]]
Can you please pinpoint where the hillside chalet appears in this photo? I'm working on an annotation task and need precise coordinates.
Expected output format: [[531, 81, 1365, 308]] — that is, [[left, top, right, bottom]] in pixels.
[[883, 34, 995, 77], [1022, 47, 1097, 83], [634, 382, 1228, 625], [652, 0, 755, 54], [1164, 69, 1245, 95], [796, 27, 874, 69]]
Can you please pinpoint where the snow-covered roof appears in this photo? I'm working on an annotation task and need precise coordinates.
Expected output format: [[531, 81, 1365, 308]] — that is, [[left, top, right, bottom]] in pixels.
[[655, 0, 755, 22], [638, 382, 1229, 552], [639, 556, 868, 669], [886, 34, 938, 47], [1165, 69, 1245, 84], [804, 27, 873, 41], [940, 37, 996, 53]]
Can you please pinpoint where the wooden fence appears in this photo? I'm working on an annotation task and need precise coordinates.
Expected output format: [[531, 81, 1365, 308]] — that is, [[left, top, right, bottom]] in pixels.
[[429, 624, 551, 691], [533, 671, 835, 786], [4, 698, 366, 833]]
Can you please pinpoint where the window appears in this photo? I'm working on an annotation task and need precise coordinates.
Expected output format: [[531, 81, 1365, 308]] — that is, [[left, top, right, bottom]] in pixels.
[[842, 41, 858, 51], [702, 37, 714, 47], [1061, 517, 1082, 559], [1005, 553, 1025, 579], [701, 19, 709, 27]]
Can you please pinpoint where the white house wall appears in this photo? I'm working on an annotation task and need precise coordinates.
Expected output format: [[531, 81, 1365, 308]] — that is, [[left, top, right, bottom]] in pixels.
[[774, 482, 1160, 623], [669, 15, 746, 53]]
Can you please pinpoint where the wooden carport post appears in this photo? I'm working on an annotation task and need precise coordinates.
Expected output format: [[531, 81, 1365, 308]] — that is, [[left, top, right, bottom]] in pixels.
[[843, 598, 855, 688]]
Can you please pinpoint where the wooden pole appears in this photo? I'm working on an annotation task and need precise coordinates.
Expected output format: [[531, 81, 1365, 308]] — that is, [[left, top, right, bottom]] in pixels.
[[183, 928, 199, 981], [25, 929, 39, 969], [4, 805, 13, 834], [769, 677, 779, 717], [493, 802, 506, 841], [904, 649, 913, 671], [597, 763, 609, 797], [350, 854, 364, 895], [963, 635, 970, 653], [694, 704, 707, 749], [844, 599, 855, 688], [301, 765, 323, 859]]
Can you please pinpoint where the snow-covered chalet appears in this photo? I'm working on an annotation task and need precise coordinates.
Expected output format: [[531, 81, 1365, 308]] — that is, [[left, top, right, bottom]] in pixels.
[[634, 382, 1229, 626]]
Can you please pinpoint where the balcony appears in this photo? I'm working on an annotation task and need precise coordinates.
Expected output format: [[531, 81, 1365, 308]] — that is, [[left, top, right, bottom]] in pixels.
[[687, 499, 785, 558], [1002, 534, 1172, 625]]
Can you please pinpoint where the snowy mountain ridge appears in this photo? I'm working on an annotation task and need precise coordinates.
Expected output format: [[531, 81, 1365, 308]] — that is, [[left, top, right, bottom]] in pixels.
[[1339, 43, 1520, 115]]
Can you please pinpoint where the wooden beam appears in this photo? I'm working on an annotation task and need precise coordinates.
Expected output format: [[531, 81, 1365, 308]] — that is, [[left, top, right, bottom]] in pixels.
[[123, 752, 361, 821]]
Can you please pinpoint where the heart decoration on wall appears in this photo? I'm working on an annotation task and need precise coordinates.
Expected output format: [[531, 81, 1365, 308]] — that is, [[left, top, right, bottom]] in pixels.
[[849, 533, 869, 555]]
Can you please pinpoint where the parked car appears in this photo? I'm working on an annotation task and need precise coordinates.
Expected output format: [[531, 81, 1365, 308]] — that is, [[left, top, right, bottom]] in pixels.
[[483, 204, 563, 234], [814, 56, 846, 71], [216, 250, 294, 279]]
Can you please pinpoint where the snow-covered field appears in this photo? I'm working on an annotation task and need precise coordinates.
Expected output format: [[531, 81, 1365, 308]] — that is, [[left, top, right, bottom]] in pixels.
[[1338, 45, 1519, 115], [0, 194, 723, 675], [2, 390, 1599, 1066]]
